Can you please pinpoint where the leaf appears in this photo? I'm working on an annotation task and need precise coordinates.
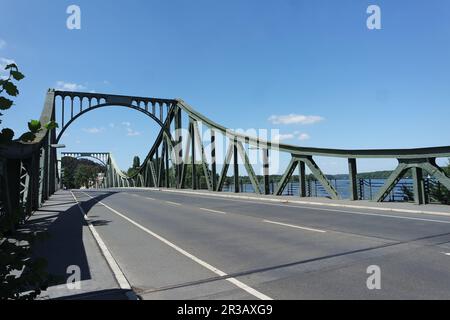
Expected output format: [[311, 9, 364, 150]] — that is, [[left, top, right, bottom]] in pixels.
[[11, 71, 25, 81], [0, 128, 14, 143], [19, 132, 36, 142], [28, 120, 41, 133], [3, 81, 19, 96], [44, 120, 58, 130], [5, 63, 18, 71], [0, 96, 13, 110]]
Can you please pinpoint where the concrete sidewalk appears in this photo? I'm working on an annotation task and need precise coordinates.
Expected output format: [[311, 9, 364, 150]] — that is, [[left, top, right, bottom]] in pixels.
[[23, 190, 136, 300], [116, 187, 450, 217]]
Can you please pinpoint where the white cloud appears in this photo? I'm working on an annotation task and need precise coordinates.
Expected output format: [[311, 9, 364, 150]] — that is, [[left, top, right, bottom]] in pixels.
[[0, 58, 15, 78], [126, 128, 140, 136], [121, 121, 131, 127], [109, 123, 115, 128], [298, 133, 310, 141], [268, 114, 324, 125], [55, 81, 86, 91], [0, 39, 6, 49], [273, 133, 295, 141], [273, 132, 311, 142], [82, 127, 105, 134]]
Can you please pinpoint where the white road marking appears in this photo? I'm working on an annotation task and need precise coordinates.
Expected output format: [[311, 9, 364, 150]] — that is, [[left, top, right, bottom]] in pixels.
[[70, 191, 131, 290], [443, 252, 450, 256], [165, 201, 182, 206], [146, 197, 156, 201], [263, 220, 326, 233], [199, 208, 227, 215], [81, 192, 272, 300]]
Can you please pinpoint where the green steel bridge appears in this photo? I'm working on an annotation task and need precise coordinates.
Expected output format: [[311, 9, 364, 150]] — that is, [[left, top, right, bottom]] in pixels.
[[1, 89, 450, 227]]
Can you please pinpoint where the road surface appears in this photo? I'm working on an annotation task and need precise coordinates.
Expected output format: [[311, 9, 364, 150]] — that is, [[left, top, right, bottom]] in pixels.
[[71, 189, 450, 300]]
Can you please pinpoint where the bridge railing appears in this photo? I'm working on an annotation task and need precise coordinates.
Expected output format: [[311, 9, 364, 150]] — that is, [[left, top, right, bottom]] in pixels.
[[0, 90, 58, 232]]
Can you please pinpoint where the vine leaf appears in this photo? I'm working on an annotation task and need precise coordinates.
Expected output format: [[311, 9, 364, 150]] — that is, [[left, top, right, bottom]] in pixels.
[[19, 132, 36, 142], [28, 119, 42, 133], [0, 128, 15, 143], [11, 71, 25, 81], [3, 81, 19, 96], [0, 96, 13, 110]]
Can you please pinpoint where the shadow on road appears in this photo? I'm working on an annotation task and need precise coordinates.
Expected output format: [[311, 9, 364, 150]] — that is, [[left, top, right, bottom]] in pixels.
[[20, 190, 118, 287]]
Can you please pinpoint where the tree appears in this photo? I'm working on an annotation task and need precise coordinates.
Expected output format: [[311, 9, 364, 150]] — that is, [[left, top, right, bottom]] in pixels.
[[62, 158, 104, 189], [127, 155, 141, 176], [74, 164, 101, 188]]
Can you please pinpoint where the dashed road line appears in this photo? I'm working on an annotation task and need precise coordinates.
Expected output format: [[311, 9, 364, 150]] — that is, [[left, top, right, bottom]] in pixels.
[[263, 220, 326, 233], [199, 208, 227, 215], [165, 201, 182, 206], [81, 192, 272, 300]]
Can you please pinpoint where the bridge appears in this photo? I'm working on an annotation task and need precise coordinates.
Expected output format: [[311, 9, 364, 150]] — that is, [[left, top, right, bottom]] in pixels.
[[1, 90, 450, 299]]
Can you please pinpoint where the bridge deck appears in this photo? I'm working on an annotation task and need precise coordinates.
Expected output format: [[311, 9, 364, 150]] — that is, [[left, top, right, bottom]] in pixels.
[[32, 188, 450, 300]]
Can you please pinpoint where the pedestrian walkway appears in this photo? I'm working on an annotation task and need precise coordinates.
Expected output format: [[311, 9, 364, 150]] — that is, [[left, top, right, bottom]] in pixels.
[[23, 190, 136, 300]]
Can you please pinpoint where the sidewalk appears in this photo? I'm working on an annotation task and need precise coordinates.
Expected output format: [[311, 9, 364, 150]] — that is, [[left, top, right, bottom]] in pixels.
[[120, 187, 450, 217], [23, 190, 136, 300]]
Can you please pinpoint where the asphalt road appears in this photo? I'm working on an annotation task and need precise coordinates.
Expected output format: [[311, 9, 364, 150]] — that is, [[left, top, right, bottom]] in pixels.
[[71, 189, 450, 300]]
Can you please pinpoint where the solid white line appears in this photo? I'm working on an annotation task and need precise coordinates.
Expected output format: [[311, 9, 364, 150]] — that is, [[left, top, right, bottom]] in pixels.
[[70, 191, 131, 290], [165, 201, 182, 206], [263, 220, 326, 233], [199, 208, 227, 215], [146, 197, 156, 201], [81, 192, 272, 300]]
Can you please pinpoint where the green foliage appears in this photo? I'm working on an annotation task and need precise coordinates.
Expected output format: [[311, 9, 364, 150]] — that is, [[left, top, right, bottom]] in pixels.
[[0, 64, 58, 299], [75, 164, 100, 188], [127, 156, 141, 177], [0, 228, 52, 300], [62, 157, 105, 189], [0, 64, 58, 144]]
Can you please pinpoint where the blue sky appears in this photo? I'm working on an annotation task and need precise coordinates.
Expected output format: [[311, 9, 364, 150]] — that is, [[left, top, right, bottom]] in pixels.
[[1, 0, 450, 173]]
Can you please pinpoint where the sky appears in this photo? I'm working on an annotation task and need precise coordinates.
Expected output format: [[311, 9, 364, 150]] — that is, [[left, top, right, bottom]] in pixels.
[[1, 0, 450, 174]]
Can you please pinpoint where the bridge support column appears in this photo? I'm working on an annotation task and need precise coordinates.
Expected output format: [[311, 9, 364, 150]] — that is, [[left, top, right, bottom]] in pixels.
[[233, 139, 239, 193], [211, 130, 217, 191], [175, 107, 183, 188], [190, 120, 197, 190], [263, 149, 270, 195], [298, 160, 306, 197], [412, 166, 426, 205], [348, 158, 358, 201]]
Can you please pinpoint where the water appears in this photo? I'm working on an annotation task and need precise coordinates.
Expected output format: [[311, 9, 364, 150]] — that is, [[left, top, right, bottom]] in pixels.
[[222, 178, 416, 201]]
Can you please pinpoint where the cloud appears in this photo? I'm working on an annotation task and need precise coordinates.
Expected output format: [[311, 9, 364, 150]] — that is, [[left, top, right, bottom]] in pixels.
[[55, 81, 86, 91], [273, 133, 295, 141], [268, 114, 324, 125], [298, 133, 310, 141], [109, 123, 115, 128], [121, 121, 131, 127], [126, 128, 140, 136], [0, 58, 15, 78], [82, 127, 105, 134], [273, 132, 311, 142], [0, 39, 6, 49]]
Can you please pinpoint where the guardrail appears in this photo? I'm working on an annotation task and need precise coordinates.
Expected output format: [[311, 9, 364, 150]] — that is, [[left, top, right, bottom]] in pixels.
[[0, 90, 58, 231]]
